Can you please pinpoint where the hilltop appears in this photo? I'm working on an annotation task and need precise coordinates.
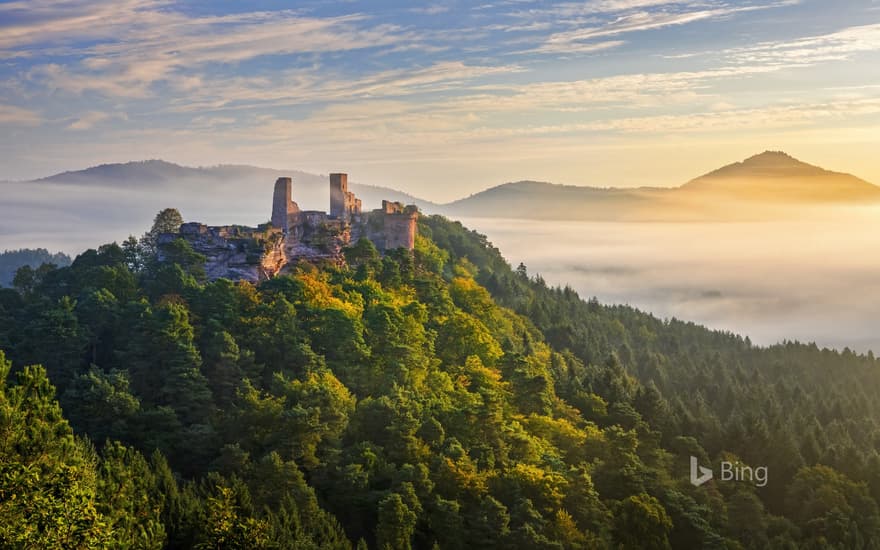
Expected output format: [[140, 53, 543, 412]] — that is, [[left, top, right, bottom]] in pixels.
[[28, 160, 435, 213], [681, 150, 880, 201], [686, 150, 836, 180], [12, 153, 879, 232], [440, 151, 880, 220]]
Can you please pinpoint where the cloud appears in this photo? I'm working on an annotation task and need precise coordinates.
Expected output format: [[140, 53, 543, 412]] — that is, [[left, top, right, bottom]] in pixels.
[[505, 0, 693, 19], [0, 0, 173, 51], [165, 60, 789, 121], [29, 63, 158, 98], [409, 5, 451, 15], [406, 64, 787, 116], [577, 97, 880, 134], [67, 111, 113, 130], [526, 1, 799, 54], [727, 22, 880, 67], [3, 2, 412, 97], [2, 0, 879, 193], [165, 61, 525, 113], [507, 0, 799, 19], [530, 39, 626, 55], [0, 104, 41, 126]]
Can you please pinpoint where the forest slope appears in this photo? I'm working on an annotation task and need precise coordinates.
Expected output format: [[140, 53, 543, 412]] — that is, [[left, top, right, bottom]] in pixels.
[[0, 214, 878, 548]]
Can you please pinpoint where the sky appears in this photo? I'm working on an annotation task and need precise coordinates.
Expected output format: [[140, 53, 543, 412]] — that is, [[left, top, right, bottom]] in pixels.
[[2, 0, 880, 202]]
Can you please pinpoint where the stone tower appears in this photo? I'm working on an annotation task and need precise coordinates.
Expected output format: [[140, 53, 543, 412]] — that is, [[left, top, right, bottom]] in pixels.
[[271, 177, 299, 233], [381, 200, 419, 250], [329, 173, 348, 218], [330, 173, 362, 219]]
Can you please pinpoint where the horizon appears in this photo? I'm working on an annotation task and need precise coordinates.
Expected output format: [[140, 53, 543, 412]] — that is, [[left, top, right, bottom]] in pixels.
[[3, 1, 880, 202], [9, 148, 875, 205]]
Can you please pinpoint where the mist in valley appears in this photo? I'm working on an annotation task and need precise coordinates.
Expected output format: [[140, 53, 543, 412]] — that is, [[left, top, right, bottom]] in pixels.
[[0, 171, 424, 254], [3, 177, 880, 353], [460, 208, 880, 353], [0, 180, 276, 254]]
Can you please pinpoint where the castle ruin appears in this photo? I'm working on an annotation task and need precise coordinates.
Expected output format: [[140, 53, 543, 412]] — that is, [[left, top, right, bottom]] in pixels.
[[329, 173, 362, 220], [271, 177, 299, 233], [164, 173, 419, 282]]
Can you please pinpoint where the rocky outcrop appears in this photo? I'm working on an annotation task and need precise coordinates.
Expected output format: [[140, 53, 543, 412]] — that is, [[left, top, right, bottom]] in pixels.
[[162, 223, 285, 282], [161, 174, 419, 281]]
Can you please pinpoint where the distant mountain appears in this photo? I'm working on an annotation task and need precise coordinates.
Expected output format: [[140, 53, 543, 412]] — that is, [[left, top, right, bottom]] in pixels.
[[0, 248, 71, 288], [29, 160, 436, 212], [20, 153, 880, 224], [440, 181, 663, 220], [681, 151, 880, 201], [37, 160, 207, 185], [443, 151, 880, 221]]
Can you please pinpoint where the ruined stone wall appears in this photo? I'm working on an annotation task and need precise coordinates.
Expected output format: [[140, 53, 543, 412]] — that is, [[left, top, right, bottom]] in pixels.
[[380, 200, 401, 214], [352, 206, 418, 252], [368, 201, 418, 250], [272, 177, 300, 232], [330, 173, 361, 219], [165, 174, 418, 282], [329, 173, 348, 218], [383, 211, 418, 250]]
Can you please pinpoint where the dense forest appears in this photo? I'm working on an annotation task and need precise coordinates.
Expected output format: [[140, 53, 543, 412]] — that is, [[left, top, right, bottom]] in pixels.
[[0, 248, 71, 288], [1, 211, 879, 548]]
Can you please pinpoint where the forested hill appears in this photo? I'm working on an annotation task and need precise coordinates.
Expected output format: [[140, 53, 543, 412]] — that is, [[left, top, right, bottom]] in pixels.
[[1, 213, 879, 548], [0, 248, 71, 287]]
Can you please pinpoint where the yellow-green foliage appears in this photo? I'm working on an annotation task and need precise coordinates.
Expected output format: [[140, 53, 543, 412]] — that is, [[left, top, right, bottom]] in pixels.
[[1, 214, 879, 549]]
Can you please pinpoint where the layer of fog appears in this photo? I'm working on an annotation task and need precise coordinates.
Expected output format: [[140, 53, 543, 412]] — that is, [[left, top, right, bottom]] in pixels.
[[0, 177, 367, 255], [0, 181, 267, 254], [460, 211, 880, 353], [3, 179, 879, 352]]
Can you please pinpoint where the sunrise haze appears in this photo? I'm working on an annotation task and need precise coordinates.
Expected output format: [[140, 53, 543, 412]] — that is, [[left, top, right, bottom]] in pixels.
[[3, 1, 880, 200]]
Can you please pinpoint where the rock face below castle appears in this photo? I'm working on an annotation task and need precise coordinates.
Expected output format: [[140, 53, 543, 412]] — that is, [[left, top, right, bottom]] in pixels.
[[161, 174, 418, 282]]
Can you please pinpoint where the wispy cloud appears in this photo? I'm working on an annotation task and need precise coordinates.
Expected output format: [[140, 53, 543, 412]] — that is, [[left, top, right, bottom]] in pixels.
[[67, 110, 126, 130], [0, 104, 41, 126], [506, 0, 695, 19], [409, 5, 451, 15], [530, 1, 799, 54], [166, 61, 525, 113], [530, 39, 626, 55], [0, 0, 173, 51], [575, 97, 880, 134], [4, 2, 412, 97], [409, 64, 792, 115], [727, 22, 880, 66]]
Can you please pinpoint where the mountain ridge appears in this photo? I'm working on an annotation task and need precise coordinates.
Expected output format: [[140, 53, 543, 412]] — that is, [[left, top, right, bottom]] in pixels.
[[26, 159, 436, 212], [443, 151, 880, 220], [686, 150, 862, 182], [679, 150, 880, 202], [19, 152, 879, 221]]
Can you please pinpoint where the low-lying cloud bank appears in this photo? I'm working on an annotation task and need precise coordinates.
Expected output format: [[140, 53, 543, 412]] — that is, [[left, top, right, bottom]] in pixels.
[[2, 182, 877, 353], [461, 210, 880, 353]]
